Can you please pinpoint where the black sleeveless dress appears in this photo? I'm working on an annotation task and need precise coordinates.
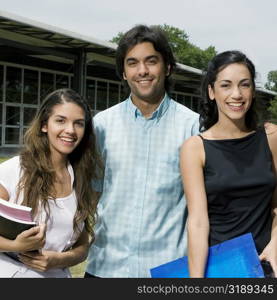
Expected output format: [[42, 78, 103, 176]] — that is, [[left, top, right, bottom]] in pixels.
[[200, 128, 276, 254]]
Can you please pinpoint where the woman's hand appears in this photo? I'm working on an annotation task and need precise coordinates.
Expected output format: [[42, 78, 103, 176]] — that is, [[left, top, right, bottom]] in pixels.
[[13, 224, 46, 252], [18, 228, 89, 272], [259, 237, 277, 277], [18, 250, 60, 272]]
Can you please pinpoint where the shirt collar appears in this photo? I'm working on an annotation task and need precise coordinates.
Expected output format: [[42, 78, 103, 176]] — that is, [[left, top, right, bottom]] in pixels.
[[127, 93, 170, 120]]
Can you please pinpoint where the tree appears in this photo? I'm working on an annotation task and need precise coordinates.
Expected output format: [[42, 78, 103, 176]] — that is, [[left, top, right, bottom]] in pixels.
[[268, 98, 277, 123], [110, 32, 124, 44], [265, 70, 277, 123], [265, 70, 277, 92], [159, 24, 217, 70], [110, 24, 217, 70]]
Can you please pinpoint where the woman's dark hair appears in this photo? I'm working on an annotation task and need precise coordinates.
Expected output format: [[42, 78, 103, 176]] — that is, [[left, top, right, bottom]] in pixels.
[[116, 24, 176, 97], [199, 50, 257, 132]]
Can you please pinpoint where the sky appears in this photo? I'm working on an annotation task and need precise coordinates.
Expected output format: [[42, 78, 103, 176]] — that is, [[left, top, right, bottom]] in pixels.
[[0, 0, 276, 86]]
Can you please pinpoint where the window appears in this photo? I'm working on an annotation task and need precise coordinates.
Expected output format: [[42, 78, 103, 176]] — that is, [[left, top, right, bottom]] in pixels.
[[96, 81, 107, 111], [55, 74, 69, 90], [6, 67, 22, 103], [41, 72, 54, 101], [0, 65, 3, 101], [192, 97, 199, 112], [23, 127, 28, 138], [108, 83, 120, 107], [6, 106, 20, 126], [24, 69, 39, 104], [184, 95, 192, 109], [177, 94, 185, 105], [23, 107, 37, 126], [0, 103, 2, 125], [86, 79, 96, 110], [5, 127, 20, 145]]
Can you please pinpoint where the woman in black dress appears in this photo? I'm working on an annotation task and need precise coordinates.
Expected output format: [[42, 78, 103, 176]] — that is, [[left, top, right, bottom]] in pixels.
[[180, 50, 277, 278]]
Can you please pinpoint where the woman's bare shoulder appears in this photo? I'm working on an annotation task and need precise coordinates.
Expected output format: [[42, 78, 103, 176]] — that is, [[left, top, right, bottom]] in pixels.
[[181, 135, 203, 150], [180, 135, 205, 166], [264, 122, 277, 136], [265, 122, 277, 155]]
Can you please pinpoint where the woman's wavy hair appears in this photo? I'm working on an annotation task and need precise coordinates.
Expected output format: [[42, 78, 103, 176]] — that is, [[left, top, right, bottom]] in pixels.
[[18, 88, 103, 240], [199, 50, 258, 132]]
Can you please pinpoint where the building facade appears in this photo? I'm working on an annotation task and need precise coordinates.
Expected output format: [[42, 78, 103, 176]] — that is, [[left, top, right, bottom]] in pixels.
[[0, 10, 275, 156]]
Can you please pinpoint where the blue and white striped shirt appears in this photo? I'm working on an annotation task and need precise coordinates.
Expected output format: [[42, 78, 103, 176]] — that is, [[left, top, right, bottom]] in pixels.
[[86, 94, 199, 277]]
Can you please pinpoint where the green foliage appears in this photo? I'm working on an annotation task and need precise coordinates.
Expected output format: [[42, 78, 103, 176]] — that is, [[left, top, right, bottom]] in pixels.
[[159, 24, 190, 55], [110, 24, 217, 70], [159, 24, 216, 70], [268, 96, 277, 123], [110, 32, 124, 44], [265, 71, 277, 122], [265, 70, 277, 92]]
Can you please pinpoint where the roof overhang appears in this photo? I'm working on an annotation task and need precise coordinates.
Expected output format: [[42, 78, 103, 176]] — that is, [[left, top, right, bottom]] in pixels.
[[256, 87, 277, 97], [0, 9, 117, 66], [0, 9, 275, 98]]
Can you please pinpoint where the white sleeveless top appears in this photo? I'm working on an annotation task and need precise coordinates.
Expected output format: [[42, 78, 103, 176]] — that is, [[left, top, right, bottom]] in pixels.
[[0, 156, 84, 278]]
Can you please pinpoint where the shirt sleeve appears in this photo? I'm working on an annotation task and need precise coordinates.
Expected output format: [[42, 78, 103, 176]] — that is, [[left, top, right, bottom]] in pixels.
[[91, 115, 105, 193], [191, 114, 200, 136]]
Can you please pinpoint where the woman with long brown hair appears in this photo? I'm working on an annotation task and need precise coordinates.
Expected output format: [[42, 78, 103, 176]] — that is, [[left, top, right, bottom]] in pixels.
[[0, 88, 102, 277]]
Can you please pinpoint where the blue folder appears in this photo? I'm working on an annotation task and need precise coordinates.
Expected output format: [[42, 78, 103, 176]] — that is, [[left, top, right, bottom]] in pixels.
[[150, 233, 264, 278]]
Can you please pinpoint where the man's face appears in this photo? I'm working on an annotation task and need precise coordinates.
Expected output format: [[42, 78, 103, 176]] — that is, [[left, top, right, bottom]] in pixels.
[[123, 42, 169, 104]]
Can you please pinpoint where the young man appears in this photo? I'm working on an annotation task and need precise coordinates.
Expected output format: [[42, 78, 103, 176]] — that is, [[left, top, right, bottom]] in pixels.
[[85, 25, 199, 277]]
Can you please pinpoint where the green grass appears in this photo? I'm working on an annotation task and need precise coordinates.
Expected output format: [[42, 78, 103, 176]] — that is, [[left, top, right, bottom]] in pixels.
[[0, 157, 8, 163], [70, 260, 87, 278]]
